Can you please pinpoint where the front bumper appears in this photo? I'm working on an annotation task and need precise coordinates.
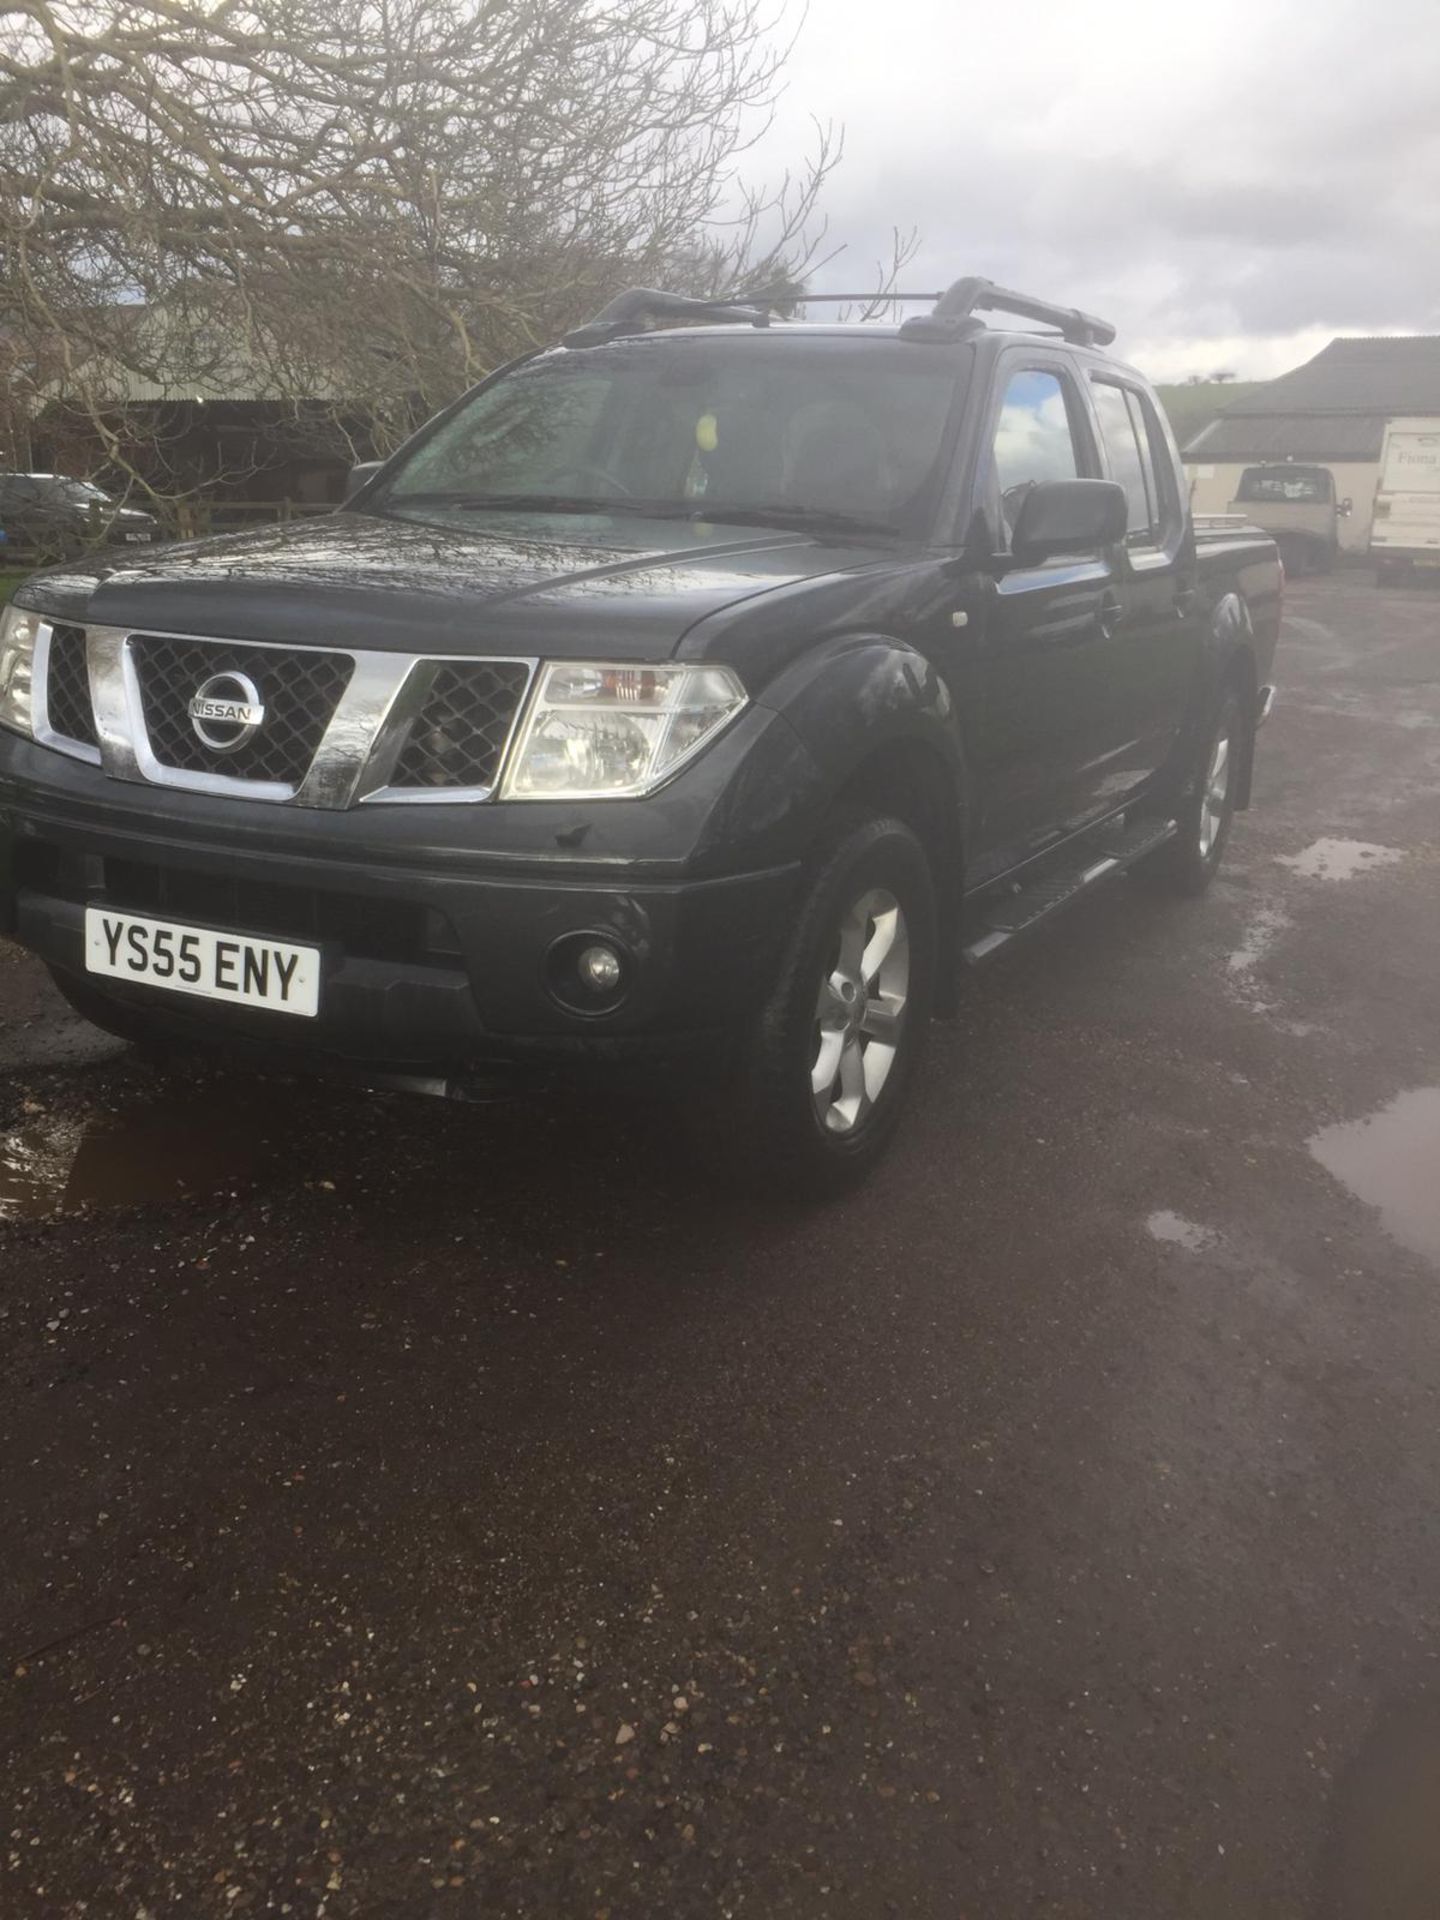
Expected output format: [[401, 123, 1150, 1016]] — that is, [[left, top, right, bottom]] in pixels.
[[0, 731, 802, 1074]]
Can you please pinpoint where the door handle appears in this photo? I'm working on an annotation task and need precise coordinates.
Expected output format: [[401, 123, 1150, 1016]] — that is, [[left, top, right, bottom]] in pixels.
[[1098, 592, 1125, 638]]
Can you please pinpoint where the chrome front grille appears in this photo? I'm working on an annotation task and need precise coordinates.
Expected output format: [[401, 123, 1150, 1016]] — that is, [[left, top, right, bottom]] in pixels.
[[130, 633, 354, 785], [390, 660, 534, 792], [35, 622, 536, 809], [43, 625, 99, 750]]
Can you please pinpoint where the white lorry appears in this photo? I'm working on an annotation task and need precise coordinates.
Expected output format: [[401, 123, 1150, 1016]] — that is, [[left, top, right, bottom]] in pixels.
[[1371, 419, 1440, 584]]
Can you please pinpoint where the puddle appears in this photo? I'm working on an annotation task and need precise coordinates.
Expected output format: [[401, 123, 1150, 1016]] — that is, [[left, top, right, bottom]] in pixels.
[[1226, 903, 1291, 1014], [1, 1084, 290, 1221], [1329, 1699, 1440, 1917], [1147, 1211, 1222, 1253], [1280, 838, 1406, 881], [1310, 1089, 1440, 1269]]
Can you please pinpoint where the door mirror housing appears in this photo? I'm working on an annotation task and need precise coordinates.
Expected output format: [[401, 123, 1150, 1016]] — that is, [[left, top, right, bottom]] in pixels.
[[1338, 497, 1353, 517], [1010, 479, 1128, 565], [345, 461, 383, 502]]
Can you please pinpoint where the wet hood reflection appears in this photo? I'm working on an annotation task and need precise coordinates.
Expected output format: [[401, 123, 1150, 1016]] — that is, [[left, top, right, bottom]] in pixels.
[[17, 507, 892, 663]]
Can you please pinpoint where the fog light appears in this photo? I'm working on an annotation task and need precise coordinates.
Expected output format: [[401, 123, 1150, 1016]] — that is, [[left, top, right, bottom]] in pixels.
[[577, 943, 623, 993], [544, 930, 633, 1015]]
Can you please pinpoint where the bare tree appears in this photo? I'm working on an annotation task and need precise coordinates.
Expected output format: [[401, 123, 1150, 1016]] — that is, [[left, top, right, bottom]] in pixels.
[[1, 0, 841, 498]]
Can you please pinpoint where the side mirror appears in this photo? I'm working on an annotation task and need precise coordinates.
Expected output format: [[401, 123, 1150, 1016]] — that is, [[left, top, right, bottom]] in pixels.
[[1010, 479, 1128, 565], [345, 461, 383, 502], [1338, 497, 1353, 517]]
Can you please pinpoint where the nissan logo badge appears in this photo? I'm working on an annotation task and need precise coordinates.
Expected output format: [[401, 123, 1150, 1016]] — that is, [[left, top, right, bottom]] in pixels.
[[188, 670, 266, 752]]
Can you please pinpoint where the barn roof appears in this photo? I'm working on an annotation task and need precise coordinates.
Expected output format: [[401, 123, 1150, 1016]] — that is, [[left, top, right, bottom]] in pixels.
[[1184, 336, 1440, 460], [1186, 413, 1390, 460]]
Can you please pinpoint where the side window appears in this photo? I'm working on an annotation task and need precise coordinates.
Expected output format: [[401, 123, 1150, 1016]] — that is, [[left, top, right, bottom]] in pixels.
[[1130, 387, 1182, 544], [1091, 381, 1154, 540], [990, 369, 1082, 541]]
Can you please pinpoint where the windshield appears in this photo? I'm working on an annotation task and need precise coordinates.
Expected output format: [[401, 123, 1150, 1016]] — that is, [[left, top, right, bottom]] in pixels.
[[1235, 467, 1331, 503], [47, 478, 115, 507], [377, 336, 966, 538]]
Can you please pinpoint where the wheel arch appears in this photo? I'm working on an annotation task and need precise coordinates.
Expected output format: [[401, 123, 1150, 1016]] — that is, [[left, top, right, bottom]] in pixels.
[[756, 635, 969, 1008], [1212, 592, 1259, 809], [831, 735, 963, 897]]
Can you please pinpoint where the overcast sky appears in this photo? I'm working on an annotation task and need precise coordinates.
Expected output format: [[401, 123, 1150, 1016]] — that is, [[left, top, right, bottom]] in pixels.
[[745, 0, 1440, 381]]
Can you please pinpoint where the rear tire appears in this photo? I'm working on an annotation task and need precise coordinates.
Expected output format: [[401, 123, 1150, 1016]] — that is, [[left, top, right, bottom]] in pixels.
[[1133, 689, 1246, 897], [716, 812, 937, 1198]]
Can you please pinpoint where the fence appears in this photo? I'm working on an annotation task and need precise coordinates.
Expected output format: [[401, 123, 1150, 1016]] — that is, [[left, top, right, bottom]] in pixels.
[[160, 497, 337, 539]]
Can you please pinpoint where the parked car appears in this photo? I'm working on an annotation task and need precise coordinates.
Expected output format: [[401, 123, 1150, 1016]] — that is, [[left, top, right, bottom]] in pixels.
[[0, 473, 158, 562], [1228, 463, 1348, 575], [1370, 419, 1440, 584], [0, 276, 1281, 1192]]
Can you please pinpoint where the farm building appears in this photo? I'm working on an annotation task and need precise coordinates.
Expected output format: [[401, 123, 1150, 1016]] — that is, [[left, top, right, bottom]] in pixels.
[[1183, 336, 1440, 554]]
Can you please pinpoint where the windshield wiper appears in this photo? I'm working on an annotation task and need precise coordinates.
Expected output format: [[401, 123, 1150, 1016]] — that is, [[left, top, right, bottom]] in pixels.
[[685, 504, 901, 540], [381, 492, 901, 539], [385, 491, 665, 516]]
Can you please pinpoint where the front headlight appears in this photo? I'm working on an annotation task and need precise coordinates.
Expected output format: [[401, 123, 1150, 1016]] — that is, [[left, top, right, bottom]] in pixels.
[[501, 661, 747, 800], [0, 603, 41, 739]]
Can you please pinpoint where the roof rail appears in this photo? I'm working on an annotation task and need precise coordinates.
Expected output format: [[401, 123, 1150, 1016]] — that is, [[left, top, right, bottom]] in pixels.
[[562, 285, 935, 345], [560, 278, 1117, 350], [563, 288, 773, 347], [899, 277, 1117, 348]]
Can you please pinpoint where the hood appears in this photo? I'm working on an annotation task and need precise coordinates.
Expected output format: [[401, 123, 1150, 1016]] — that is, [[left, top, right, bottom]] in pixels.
[[17, 506, 889, 660]]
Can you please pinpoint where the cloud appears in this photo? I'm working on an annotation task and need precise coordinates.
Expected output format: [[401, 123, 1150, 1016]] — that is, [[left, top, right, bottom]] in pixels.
[[745, 0, 1440, 377]]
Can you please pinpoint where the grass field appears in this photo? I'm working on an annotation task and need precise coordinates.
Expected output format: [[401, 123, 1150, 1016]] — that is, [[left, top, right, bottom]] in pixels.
[[0, 572, 27, 605]]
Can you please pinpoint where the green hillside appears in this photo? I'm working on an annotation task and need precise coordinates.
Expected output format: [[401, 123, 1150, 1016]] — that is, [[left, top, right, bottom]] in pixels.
[[1155, 380, 1267, 450]]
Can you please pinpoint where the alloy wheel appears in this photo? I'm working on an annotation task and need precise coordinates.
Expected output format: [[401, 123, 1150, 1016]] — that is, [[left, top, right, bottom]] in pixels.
[[810, 886, 911, 1135], [1198, 727, 1232, 860]]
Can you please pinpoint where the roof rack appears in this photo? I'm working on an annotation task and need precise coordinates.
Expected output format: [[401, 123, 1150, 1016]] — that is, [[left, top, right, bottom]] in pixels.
[[563, 289, 774, 347], [560, 277, 1116, 350], [898, 277, 1116, 348], [563, 288, 944, 344]]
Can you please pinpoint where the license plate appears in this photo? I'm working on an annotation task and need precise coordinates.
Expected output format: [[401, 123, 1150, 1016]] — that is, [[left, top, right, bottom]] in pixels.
[[84, 907, 320, 1016], [123, 532, 152, 543]]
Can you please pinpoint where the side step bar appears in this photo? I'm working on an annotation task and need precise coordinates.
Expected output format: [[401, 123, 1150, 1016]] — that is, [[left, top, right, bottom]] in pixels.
[[961, 816, 1177, 967]]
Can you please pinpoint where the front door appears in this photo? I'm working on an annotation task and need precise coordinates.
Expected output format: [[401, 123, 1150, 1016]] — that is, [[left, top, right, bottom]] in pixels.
[[965, 360, 1131, 875]]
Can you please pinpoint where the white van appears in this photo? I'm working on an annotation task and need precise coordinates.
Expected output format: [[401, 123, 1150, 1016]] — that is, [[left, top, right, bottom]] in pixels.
[[1371, 418, 1440, 583], [1229, 464, 1348, 575]]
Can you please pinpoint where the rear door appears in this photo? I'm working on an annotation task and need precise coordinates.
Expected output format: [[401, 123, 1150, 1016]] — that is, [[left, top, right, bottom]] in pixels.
[[1084, 376, 1196, 796], [968, 355, 1131, 867]]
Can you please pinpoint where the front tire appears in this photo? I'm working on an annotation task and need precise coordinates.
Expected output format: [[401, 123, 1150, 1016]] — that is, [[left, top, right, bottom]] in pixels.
[[720, 813, 937, 1197]]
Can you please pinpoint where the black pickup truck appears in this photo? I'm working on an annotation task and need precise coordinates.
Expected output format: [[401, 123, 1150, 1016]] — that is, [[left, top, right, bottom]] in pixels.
[[0, 277, 1281, 1191]]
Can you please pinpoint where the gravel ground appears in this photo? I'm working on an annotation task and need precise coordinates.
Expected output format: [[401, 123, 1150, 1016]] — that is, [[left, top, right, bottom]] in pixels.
[[1, 571, 1439, 1918]]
